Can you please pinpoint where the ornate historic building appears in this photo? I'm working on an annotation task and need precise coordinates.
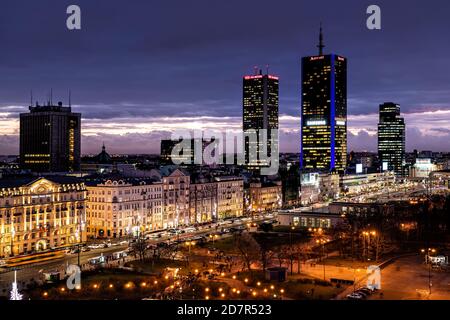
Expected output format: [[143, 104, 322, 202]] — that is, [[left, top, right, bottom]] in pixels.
[[85, 178, 163, 238], [0, 176, 86, 258]]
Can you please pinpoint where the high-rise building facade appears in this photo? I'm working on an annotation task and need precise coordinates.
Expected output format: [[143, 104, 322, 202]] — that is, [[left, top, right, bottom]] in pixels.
[[378, 102, 406, 176], [243, 70, 279, 168], [300, 28, 347, 173], [20, 102, 81, 172]]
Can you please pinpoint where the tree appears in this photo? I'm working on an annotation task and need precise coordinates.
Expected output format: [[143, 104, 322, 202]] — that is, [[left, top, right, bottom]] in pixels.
[[131, 234, 148, 261], [233, 232, 260, 274]]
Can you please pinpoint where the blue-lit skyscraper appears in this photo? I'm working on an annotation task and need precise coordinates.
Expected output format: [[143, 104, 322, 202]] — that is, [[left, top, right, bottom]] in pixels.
[[300, 26, 347, 173]]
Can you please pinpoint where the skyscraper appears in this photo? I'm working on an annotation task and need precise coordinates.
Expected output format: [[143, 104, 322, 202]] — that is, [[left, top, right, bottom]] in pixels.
[[20, 101, 81, 172], [243, 69, 279, 169], [377, 102, 406, 176], [300, 26, 347, 173]]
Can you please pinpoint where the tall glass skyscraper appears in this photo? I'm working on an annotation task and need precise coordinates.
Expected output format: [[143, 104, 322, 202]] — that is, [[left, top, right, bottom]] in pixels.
[[243, 69, 279, 169], [378, 102, 406, 176], [300, 27, 347, 173]]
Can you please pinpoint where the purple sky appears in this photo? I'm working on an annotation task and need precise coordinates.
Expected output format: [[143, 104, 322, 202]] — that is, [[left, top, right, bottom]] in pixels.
[[1, 0, 450, 155]]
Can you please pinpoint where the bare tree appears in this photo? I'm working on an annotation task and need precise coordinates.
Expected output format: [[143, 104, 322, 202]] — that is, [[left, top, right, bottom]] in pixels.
[[233, 232, 260, 274], [131, 235, 148, 261]]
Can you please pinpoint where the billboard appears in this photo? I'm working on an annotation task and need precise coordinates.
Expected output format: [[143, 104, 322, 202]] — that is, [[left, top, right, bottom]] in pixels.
[[356, 163, 363, 174]]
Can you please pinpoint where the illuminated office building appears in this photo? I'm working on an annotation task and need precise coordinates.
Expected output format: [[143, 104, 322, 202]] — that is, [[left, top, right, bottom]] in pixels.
[[243, 69, 279, 168], [20, 101, 81, 172], [300, 27, 347, 173], [378, 102, 406, 176]]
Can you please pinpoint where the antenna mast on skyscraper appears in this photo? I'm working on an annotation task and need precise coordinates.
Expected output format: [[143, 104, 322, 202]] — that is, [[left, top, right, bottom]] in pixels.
[[317, 22, 325, 55], [69, 89, 72, 108], [30, 90, 33, 107]]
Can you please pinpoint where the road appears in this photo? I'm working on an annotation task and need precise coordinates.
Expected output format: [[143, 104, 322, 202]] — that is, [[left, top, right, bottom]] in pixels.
[[366, 255, 450, 300], [0, 216, 267, 296]]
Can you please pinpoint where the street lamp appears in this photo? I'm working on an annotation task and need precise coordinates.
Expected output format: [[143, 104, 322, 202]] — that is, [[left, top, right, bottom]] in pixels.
[[185, 241, 196, 267], [316, 239, 327, 281], [421, 248, 435, 295]]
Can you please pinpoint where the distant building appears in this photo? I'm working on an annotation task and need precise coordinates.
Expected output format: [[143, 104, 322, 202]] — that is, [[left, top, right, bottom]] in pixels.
[[247, 180, 282, 214], [378, 102, 406, 176], [161, 167, 191, 227], [243, 70, 279, 169], [301, 27, 347, 173], [299, 172, 340, 205], [0, 176, 86, 258], [277, 207, 344, 229], [189, 176, 217, 223], [20, 102, 81, 172], [340, 172, 395, 195], [215, 176, 244, 219], [409, 158, 444, 179]]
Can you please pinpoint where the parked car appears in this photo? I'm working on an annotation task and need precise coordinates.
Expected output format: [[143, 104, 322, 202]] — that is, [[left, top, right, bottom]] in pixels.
[[81, 246, 91, 252], [347, 293, 364, 300]]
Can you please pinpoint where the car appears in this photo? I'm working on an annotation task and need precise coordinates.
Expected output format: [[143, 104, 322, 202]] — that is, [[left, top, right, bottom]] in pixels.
[[357, 287, 372, 295], [346, 293, 364, 300], [0, 259, 6, 267], [81, 246, 91, 252], [354, 290, 369, 298], [70, 248, 80, 254]]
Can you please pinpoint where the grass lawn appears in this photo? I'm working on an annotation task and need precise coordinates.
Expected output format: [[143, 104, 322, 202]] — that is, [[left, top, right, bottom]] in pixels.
[[26, 269, 168, 300], [228, 269, 344, 300]]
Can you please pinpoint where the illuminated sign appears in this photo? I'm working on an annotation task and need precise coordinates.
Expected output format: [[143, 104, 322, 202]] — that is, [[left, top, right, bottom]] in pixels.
[[306, 120, 326, 126], [337, 56, 345, 61], [244, 75, 263, 80], [301, 172, 319, 186], [309, 56, 324, 61], [244, 75, 279, 80], [356, 164, 363, 174], [336, 120, 346, 126], [382, 162, 388, 171]]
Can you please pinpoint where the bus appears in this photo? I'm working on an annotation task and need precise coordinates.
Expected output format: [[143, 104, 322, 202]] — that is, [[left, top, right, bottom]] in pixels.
[[0, 250, 66, 268], [112, 251, 127, 260], [88, 255, 106, 265]]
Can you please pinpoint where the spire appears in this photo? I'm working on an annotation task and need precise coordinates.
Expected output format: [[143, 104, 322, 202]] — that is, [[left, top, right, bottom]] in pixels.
[[317, 22, 325, 55], [102, 142, 106, 152]]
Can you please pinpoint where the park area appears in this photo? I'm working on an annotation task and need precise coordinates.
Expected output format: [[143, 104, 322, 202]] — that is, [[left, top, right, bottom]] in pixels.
[[23, 228, 349, 300]]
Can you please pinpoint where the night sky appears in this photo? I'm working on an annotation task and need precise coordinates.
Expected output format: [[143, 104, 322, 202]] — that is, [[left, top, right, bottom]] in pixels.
[[1, 0, 450, 155]]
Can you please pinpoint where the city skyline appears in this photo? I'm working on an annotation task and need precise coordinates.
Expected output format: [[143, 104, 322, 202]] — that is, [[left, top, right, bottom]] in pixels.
[[1, 0, 450, 155]]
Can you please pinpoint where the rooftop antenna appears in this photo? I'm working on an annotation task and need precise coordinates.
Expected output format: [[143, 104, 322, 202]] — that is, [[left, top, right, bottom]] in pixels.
[[50, 88, 53, 105], [30, 90, 33, 107], [69, 89, 72, 108], [253, 66, 259, 75], [317, 22, 325, 55], [266, 64, 270, 75]]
